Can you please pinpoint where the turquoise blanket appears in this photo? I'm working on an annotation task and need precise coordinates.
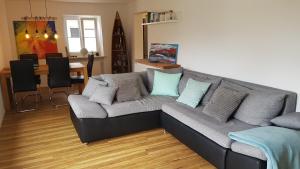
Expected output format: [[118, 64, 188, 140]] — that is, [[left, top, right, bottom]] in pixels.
[[229, 126, 300, 169]]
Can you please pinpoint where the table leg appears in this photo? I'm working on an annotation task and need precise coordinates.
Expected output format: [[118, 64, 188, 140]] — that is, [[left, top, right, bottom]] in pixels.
[[1, 76, 11, 112], [75, 71, 84, 93], [78, 84, 83, 94], [83, 66, 88, 86]]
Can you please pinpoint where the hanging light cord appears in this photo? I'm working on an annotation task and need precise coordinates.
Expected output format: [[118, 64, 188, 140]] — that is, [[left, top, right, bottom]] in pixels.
[[45, 0, 48, 17], [29, 0, 33, 17], [30, 0, 36, 32], [25, 0, 33, 33], [34, 0, 37, 34], [44, 0, 48, 34]]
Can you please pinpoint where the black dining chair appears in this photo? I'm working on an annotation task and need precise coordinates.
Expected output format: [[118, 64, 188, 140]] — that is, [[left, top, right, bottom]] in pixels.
[[20, 53, 41, 85], [47, 57, 71, 107], [10, 60, 39, 112], [20, 54, 39, 65], [86, 54, 95, 77], [45, 53, 63, 64], [70, 54, 94, 84]]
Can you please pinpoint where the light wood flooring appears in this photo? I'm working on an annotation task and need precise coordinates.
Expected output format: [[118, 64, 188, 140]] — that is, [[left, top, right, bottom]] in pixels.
[[0, 93, 215, 169]]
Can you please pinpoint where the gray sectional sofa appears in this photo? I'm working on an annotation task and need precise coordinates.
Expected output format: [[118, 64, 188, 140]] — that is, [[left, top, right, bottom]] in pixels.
[[68, 68, 297, 169]]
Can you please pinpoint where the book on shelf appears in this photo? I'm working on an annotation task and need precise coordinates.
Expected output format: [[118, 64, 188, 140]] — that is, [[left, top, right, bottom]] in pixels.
[[145, 10, 176, 24]]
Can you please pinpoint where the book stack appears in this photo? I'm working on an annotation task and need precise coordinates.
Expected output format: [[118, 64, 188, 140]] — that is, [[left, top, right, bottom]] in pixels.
[[144, 10, 175, 24]]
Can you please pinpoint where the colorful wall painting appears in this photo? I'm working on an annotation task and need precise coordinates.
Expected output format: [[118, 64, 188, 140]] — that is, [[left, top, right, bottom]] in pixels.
[[149, 43, 178, 64], [13, 21, 58, 59]]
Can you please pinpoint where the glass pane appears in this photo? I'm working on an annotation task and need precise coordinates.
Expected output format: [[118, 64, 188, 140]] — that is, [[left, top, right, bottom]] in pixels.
[[84, 38, 97, 52], [68, 38, 81, 52], [83, 20, 95, 29], [84, 29, 96, 38], [67, 20, 79, 28], [66, 20, 80, 37], [70, 28, 80, 38]]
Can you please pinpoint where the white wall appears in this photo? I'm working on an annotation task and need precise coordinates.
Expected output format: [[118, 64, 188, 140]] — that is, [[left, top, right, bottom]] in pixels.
[[129, 0, 300, 111], [5, 0, 130, 74], [0, 0, 9, 127]]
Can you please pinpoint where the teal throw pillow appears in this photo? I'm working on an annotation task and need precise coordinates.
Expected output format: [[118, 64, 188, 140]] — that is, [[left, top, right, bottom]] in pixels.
[[151, 71, 182, 97], [177, 78, 211, 108]]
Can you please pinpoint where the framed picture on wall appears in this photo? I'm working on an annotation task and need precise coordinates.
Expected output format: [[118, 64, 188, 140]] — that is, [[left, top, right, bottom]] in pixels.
[[149, 43, 178, 64], [13, 21, 58, 59]]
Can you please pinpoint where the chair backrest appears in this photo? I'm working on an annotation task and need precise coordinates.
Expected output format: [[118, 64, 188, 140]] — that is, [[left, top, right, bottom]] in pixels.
[[10, 60, 37, 93], [87, 54, 94, 77], [20, 54, 39, 65], [47, 57, 71, 88], [46, 53, 63, 64]]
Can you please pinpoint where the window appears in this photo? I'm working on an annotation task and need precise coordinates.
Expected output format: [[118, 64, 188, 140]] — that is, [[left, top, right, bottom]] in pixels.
[[64, 16, 103, 55]]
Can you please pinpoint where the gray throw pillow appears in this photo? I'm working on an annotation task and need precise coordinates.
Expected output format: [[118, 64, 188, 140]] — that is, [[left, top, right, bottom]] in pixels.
[[178, 70, 222, 105], [147, 67, 183, 92], [271, 112, 300, 130], [203, 86, 247, 122], [116, 79, 142, 102], [219, 80, 252, 93], [100, 73, 148, 96], [82, 78, 108, 98], [234, 91, 286, 126], [89, 85, 118, 105]]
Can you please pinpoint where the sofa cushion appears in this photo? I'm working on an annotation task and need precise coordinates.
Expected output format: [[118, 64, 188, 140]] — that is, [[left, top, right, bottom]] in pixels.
[[177, 78, 211, 108], [231, 142, 267, 161], [116, 78, 142, 102], [271, 112, 300, 130], [220, 80, 286, 126], [68, 95, 107, 119], [162, 102, 256, 148], [235, 91, 286, 126], [151, 71, 182, 97], [147, 67, 183, 92], [203, 86, 247, 122], [179, 69, 222, 105], [82, 78, 108, 98], [89, 85, 118, 105], [102, 95, 176, 117], [222, 78, 296, 115], [100, 73, 149, 96], [220, 80, 252, 93]]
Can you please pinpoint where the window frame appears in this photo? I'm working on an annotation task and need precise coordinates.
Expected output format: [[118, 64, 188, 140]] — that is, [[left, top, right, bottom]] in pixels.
[[64, 15, 102, 56], [81, 18, 99, 53]]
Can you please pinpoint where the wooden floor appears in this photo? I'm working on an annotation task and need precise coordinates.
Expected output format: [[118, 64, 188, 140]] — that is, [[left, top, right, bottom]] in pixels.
[[0, 98, 215, 168]]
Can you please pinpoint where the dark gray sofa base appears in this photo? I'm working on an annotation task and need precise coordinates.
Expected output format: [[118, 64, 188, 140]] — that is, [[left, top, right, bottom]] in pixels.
[[70, 106, 267, 169], [226, 150, 267, 169], [161, 112, 227, 169], [70, 106, 161, 143], [161, 112, 267, 169]]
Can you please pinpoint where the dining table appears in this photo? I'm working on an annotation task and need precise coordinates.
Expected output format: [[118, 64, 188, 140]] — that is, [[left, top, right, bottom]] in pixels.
[[0, 62, 88, 112]]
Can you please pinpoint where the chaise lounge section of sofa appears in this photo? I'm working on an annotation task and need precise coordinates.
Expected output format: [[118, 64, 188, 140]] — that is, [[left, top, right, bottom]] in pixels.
[[69, 94, 175, 143], [68, 68, 297, 169]]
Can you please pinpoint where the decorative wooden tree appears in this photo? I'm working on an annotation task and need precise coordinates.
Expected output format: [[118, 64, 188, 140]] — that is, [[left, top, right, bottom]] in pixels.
[[111, 11, 130, 74]]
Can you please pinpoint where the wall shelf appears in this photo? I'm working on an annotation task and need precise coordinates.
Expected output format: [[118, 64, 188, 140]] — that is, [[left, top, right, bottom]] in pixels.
[[142, 20, 178, 26], [136, 59, 180, 69]]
